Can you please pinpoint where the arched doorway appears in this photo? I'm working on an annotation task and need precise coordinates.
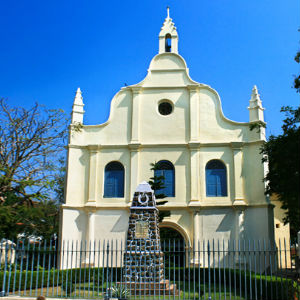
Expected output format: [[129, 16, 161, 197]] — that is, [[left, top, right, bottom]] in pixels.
[[159, 226, 185, 267], [160, 226, 184, 240]]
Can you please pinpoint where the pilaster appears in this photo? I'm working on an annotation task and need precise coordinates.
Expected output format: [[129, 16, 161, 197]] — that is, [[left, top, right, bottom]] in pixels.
[[193, 210, 202, 264], [188, 85, 200, 142], [234, 207, 245, 241], [231, 142, 246, 205], [87, 145, 101, 205], [129, 143, 141, 201], [87, 211, 95, 241], [84, 208, 96, 264], [188, 142, 201, 204], [193, 210, 202, 242], [131, 88, 142, 143]]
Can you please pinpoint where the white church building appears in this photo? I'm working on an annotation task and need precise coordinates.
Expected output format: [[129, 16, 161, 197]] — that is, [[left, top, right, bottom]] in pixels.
[[60, 10, 276, 246]]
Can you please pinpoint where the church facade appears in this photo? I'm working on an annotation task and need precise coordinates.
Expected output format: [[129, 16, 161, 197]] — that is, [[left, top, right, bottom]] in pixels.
[[61, 11, 275, 246]]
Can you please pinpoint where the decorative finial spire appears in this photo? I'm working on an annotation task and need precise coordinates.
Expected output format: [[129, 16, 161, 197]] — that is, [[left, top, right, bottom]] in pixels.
[[248, 85, 265, 124], [74, 87, 83, 105], [71, 87, 85, 124], [167, 6, 170, 18], [251, 85, 259, 98], [250, 85, 262, 106]]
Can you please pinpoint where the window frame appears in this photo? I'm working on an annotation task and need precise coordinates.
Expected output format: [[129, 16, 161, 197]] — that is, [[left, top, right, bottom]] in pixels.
[[154, 160, 175, 197], [205, 159, 228, 197], [103, 161, 125, 198]]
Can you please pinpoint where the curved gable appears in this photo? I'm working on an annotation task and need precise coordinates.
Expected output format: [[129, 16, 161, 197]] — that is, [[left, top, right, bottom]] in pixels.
[[149, 53, 187, 70]]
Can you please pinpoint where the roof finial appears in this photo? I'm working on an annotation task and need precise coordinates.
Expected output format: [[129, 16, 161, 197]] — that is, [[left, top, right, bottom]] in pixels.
[[251, 85, 260, 101], [74, 87, 83, 105], [71, 87, 85, 124], [248, 84, 265, 124], [167, 6, 170, 18]]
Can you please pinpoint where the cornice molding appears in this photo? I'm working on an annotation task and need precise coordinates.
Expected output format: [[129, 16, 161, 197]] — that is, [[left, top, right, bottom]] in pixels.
[[128, 142, 141, 151], [230, 142, 244, 150], [61, 202, 273, 211], [67, 140, 264, 151], [188, 141, 201, 150], [87, 144, 102, 151]]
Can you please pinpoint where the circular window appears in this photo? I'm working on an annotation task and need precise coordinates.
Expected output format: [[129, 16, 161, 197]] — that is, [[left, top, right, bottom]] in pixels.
[[158, 102, 173, 115]]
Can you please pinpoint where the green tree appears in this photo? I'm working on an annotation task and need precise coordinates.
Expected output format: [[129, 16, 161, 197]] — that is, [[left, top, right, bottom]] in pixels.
[[294, 49, 300, 92], [148, 162, 170, 222], [0, 99, 67, 204], [53, 157, 67, 204], [0, 98, 68, 239], [0, 191, 21, 239], [261, 106, 300, 238], [253, 46, 300, 239], [0, 197, 60, 241]]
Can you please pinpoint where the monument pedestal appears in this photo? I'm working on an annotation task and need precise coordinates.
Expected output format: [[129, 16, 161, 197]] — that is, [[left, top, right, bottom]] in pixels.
[[117, 280, 179, 296], [122, 182, 178, 295], [123, 182, 164, 283]]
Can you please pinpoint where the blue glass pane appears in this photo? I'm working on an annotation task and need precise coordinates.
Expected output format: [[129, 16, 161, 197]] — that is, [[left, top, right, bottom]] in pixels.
[[219, 170, 227, 196], [104, 168, 124, 197], [104, 172, 115, 197], [115, 170, 124, 197], [206, 167, 227, 197], [163, 169, 174, 196], [156, 170, 164, 177], [154, 162, 175, 197]]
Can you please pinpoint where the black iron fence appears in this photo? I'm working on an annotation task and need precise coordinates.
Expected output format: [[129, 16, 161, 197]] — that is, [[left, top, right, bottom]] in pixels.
[[0, 238, 299, 300]]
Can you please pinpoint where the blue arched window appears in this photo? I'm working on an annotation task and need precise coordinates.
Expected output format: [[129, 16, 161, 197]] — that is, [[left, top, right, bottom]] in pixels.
[[104, 161, 124, 198], [154, 160, 175, 197], [205, 160, 227, 197]]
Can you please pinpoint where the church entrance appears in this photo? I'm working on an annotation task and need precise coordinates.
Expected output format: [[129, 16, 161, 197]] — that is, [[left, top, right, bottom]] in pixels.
[[160, 226, 184, 240], [160, 227, 185, 267]]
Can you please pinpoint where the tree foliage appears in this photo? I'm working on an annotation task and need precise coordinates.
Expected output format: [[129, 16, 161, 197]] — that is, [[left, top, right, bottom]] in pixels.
[[294, 49, 300, 92], [0, 98, 68, 240], [148, 162, 170, 222], [0, 197, 60, 241], [0, 98, 67, 205], [261, 106, 300, 237]]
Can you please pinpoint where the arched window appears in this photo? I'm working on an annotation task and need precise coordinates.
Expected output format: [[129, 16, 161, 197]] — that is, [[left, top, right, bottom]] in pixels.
[[165, 34, 171, 52], [104, 161, 124, 198], [154, 160, 175, 197], [205, 160, 227, 197]]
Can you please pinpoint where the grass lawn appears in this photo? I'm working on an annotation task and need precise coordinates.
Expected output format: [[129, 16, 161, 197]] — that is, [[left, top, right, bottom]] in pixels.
[[15, 283, 248, 300], [4, 269, 298, 300]]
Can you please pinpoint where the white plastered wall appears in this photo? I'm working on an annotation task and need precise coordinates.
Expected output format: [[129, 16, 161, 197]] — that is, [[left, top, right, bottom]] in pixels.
[[62, 51, 277, 250]]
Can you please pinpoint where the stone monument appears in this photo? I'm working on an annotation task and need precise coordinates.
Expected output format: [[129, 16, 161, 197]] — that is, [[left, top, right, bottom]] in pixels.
[[122, 181, 178, 295], [124, 181, 164, 283]]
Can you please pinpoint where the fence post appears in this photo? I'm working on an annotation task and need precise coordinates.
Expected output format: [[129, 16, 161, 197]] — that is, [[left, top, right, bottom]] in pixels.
[[105, 241, 110, 299], [1, 237, 298, 299], [1, 242, 9, 296], [207, 240, 211, 300]]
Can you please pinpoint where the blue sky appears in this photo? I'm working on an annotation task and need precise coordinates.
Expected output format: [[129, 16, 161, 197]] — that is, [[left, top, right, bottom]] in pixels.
[[0, 0, 299, 136]]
